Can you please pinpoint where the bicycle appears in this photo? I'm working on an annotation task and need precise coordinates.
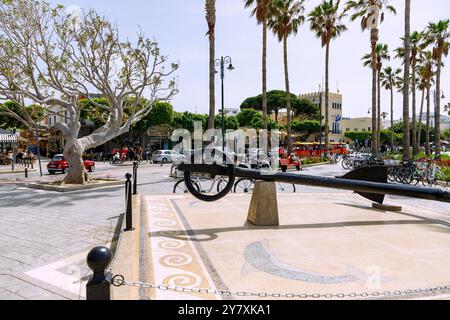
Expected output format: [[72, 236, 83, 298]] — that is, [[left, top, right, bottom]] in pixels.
[[233, 178, 296, 193], [173, 173, 229, 194]]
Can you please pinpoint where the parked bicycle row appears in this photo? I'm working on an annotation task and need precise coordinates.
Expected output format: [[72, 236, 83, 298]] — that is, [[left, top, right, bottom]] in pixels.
[[387, 160, 446, 187], [341, 154, 385, 170], [340, 153, 446, 187]]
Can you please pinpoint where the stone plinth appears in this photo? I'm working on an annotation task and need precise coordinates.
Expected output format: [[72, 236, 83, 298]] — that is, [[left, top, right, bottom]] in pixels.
[[247, 181, 279, 227]]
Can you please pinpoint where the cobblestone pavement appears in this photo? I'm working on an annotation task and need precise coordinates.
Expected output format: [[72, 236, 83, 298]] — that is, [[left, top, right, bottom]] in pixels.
[[0, 161, 448, 299], [0, 162, 174, 300]]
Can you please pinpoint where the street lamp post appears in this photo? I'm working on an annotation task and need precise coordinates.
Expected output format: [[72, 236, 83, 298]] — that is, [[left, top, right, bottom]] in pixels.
[[34, 121, 43, 177], [215, 56, 234, 162]]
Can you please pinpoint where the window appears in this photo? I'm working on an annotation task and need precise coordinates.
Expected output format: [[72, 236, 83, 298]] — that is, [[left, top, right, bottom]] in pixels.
[[346, 128, 350, 132], [368, 127, 371, 131], [354, 129, 359, 132], [48, 117, 52, 126], [362, 129, 366, 132]]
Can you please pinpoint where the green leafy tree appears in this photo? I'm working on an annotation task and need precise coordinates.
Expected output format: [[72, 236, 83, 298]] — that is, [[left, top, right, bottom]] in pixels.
[[0, 101, 44, 130], [172, 112, 208, 133], [146, 102, 174, 127], [0, 101, 43, 130], [214, 115, 239, 130], [236, 108, 262, 127], [240, 90, 319, 122], [291, 120, 322, 134]]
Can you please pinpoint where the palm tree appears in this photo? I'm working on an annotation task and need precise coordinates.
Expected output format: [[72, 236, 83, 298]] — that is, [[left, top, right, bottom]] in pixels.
[[401, 0, 411, 161], [308, 0, 347, 157], [245, 0, 273, 130], [380, 66, 402, 148], [423, 19, 450, 157], [362, 43, 390, 149], [395, 31, 425, 156], [416, 69, 426, 151], [417, 51, 435, 155], [205, 0, 216, 130], [268, 0, 306, 154], [346, 0, 396, 155]]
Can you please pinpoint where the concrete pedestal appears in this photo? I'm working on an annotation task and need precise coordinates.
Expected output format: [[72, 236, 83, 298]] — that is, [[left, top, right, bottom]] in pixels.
[[372, 203, 403, 212], [247, 181, 279, 226]]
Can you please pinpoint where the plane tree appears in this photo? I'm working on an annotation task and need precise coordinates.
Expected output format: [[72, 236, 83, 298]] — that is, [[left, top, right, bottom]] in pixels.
[[0, 0, 178, 184]]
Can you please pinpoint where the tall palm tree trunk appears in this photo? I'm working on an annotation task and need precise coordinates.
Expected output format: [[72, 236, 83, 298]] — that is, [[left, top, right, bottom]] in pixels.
[[426, 82, 431, 155], [206, 0, 216, 130], [283, 35, 292, 154], [417, 88, 425, 150], [262, 19, 268, 130], [208, 33, 215, 129], [411, 58, 418, 155], [390, 87, 394, 148], [325, 41, 330, 155], [370, 29, 378, 155], [402, 0, 411, 161], [435, 57, 442, 156], [377, 69, 382, 149]]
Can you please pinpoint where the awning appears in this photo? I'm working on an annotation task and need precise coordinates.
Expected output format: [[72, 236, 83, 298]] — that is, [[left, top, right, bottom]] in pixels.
[[0, 134, 18, 143]]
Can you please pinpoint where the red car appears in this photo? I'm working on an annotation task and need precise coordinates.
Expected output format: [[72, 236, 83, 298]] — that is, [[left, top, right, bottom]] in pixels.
[[47, 154, 95, 175]]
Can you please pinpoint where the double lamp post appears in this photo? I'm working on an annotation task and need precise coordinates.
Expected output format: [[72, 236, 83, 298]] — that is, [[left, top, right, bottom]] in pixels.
[[215, 56, 234, 158]]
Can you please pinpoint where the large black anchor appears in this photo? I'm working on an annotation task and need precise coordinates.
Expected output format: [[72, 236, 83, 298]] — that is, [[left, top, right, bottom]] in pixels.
[[179, 163, 450, 204]]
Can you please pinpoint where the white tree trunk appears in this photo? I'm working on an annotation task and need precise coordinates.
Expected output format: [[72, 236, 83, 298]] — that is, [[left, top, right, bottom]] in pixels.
[[63, 140, 90, 185]]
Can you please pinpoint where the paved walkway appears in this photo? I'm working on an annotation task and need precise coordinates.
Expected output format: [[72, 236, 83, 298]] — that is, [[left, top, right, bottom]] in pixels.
[[139, 193, 450, 300], [0, 162, 172, 300], [0, 162, 448, 300]]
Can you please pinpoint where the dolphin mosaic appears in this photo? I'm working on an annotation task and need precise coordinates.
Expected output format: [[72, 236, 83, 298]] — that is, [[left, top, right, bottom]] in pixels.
[[242, 241, 371, 284]]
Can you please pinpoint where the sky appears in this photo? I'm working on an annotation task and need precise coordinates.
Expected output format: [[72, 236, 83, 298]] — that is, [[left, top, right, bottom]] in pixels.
[[50, 0, 450, 120]]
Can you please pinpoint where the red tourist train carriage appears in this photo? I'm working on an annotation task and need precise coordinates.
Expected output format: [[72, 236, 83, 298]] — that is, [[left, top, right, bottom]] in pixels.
[[292, 142, 350, 158], [278, 142, 350, 172]]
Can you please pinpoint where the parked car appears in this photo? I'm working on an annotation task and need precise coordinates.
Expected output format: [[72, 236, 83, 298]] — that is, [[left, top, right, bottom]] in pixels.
[[203, 147, 236, 164], [47, 154, 95, 174], [152, 150, 186, 164]]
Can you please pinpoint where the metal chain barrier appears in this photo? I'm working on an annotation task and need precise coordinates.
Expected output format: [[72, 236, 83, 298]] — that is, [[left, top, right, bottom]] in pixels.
[[111, 274, 450, 299]]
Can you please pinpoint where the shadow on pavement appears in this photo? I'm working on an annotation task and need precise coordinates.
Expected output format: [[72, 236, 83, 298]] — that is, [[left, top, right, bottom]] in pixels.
[[0, 185, 123, 208]]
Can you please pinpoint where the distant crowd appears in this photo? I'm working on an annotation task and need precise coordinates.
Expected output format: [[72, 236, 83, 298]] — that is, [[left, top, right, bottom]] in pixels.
[[112, 145, 144, 163]]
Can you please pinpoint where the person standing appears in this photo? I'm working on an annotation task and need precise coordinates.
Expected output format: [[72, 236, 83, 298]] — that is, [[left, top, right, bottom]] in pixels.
[[137, 145, 143, 162]]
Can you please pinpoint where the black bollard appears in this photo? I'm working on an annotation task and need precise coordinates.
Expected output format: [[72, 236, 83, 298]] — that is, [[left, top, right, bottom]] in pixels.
[[133, 161, 138, 195], [25, 168, 28, 178], [11, 161, 14, 172], [125, 173, 134, 231], [86, 246, 112, 300]]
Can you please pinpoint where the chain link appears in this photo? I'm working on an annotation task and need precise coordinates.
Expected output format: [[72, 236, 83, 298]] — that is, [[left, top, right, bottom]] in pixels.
[[111, 274, 450, 299]]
